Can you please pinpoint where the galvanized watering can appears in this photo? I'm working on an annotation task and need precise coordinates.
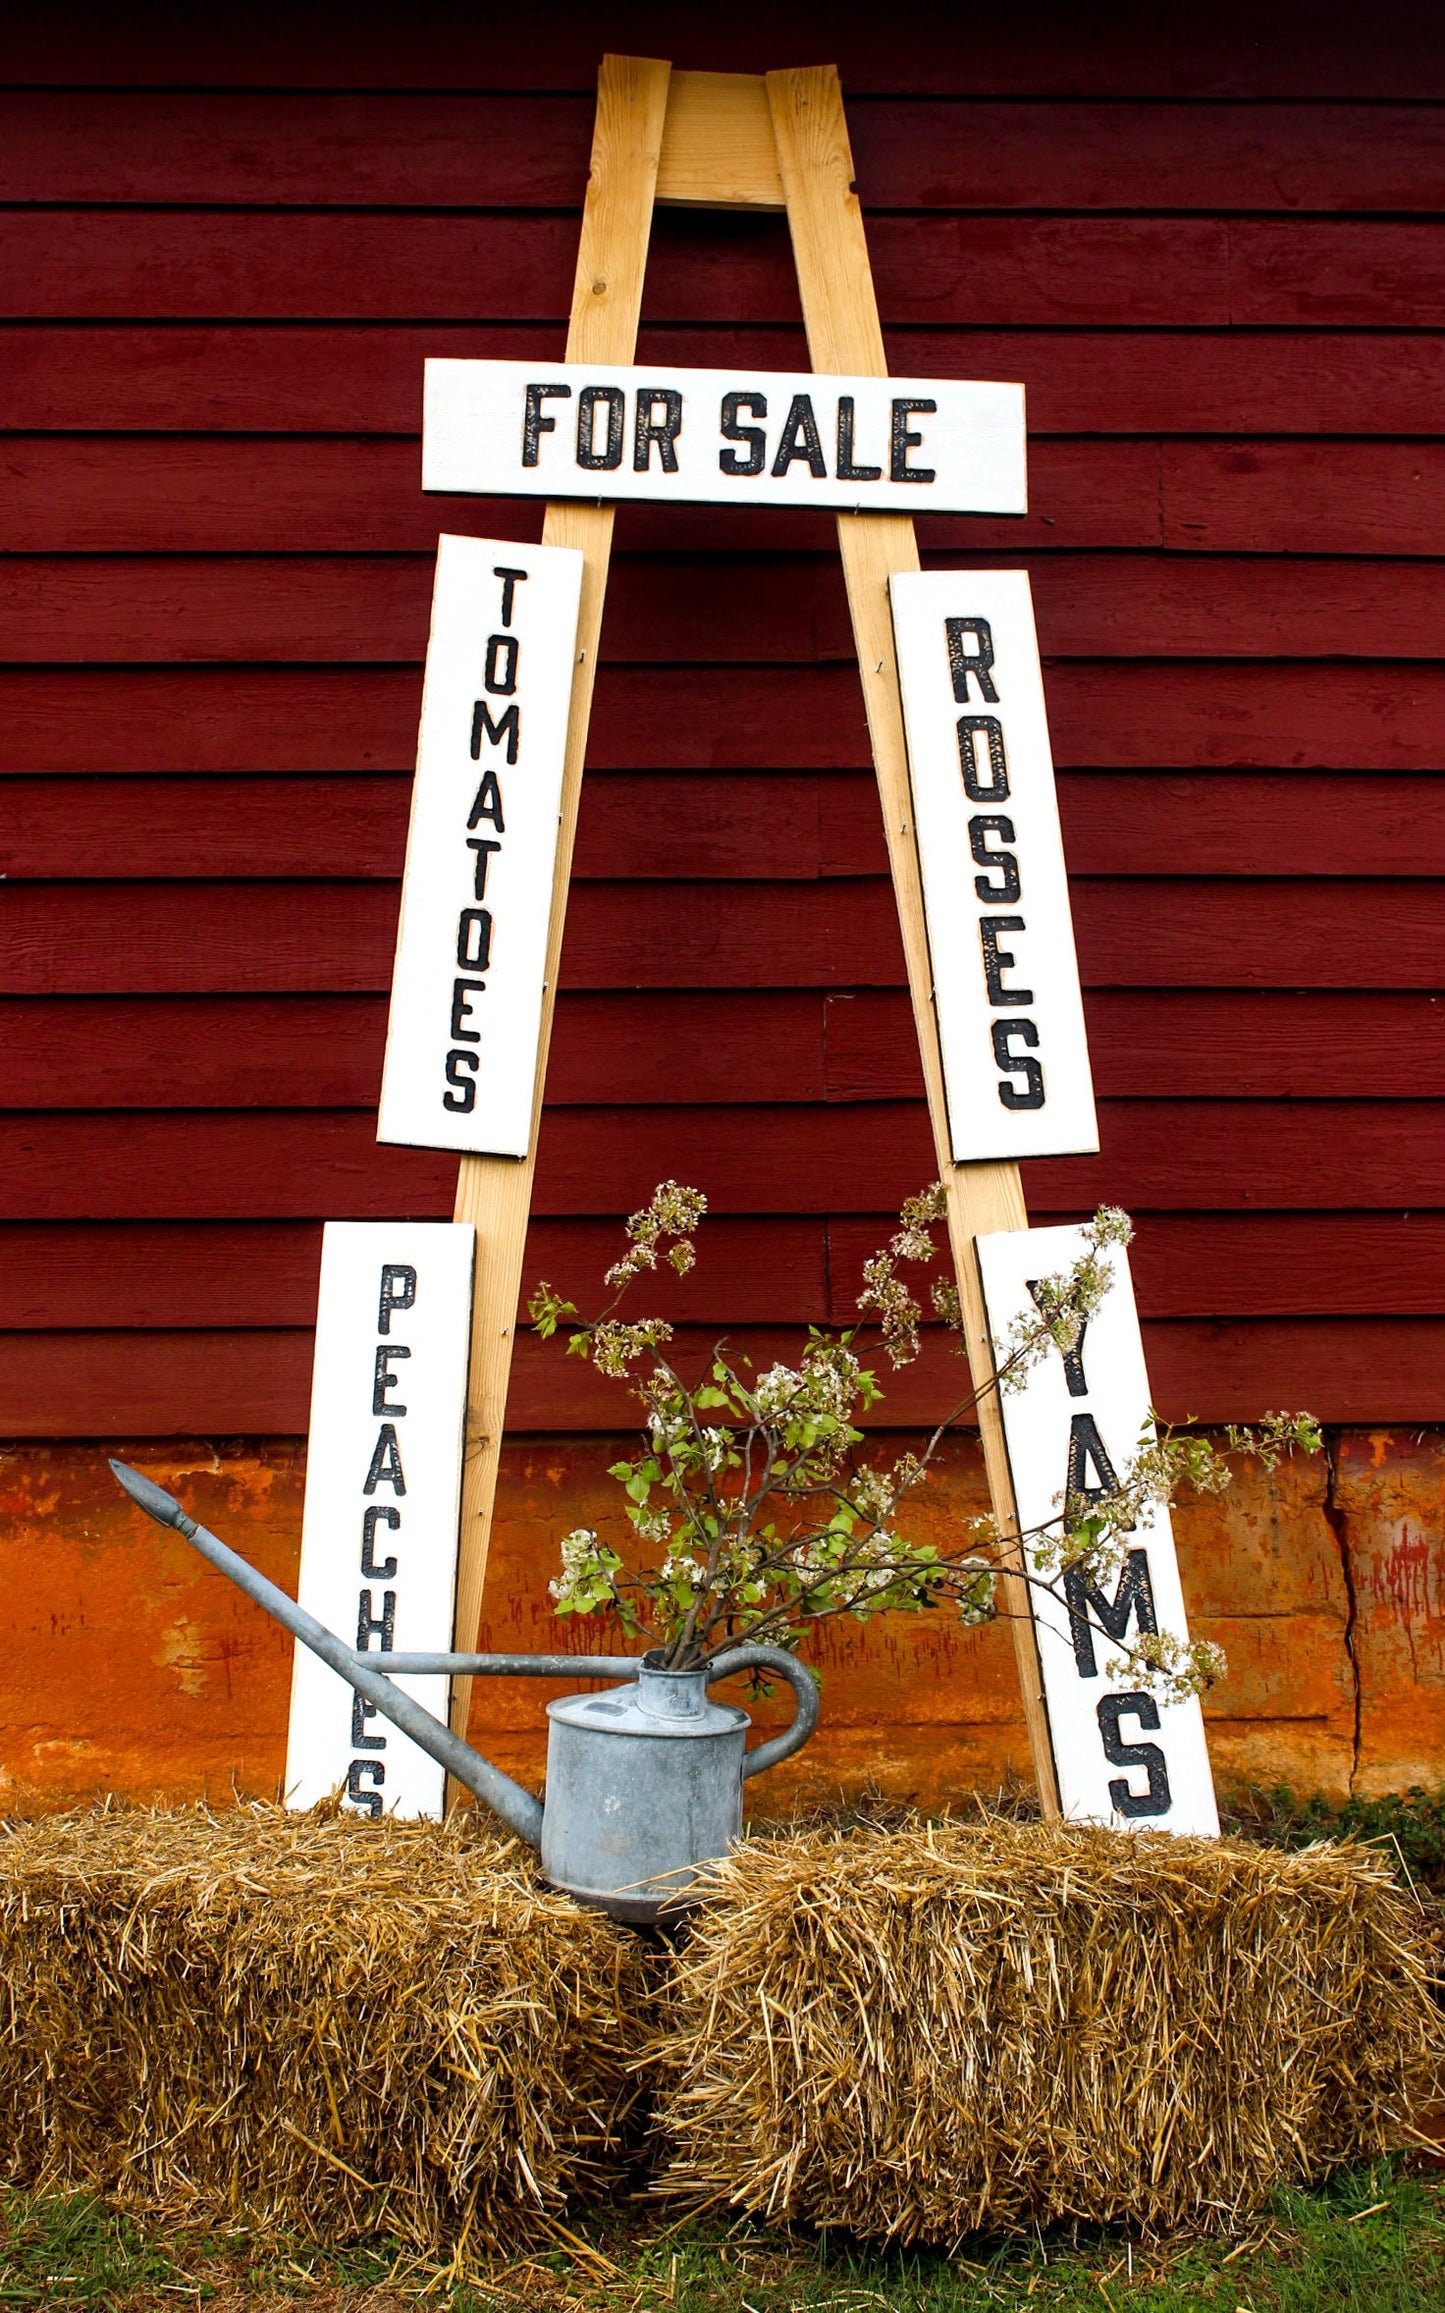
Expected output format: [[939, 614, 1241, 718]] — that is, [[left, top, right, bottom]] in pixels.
[[110, 1460, 818, 1922]]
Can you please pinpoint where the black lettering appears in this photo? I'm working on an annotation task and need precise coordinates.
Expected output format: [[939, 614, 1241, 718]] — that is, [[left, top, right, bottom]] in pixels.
[[1096, 1691, 1172, 1818], [356, 1589, 397, 1650], [634, 386, 682, 472], [890, 396, 936, 483], [980, 915, 1033, 1007], [361, 1504, 400, 1580], [493, 565, 528, 625], [345, 1759, 385, 1817], [377, 1263, 416, 1336], [456, 907, 493, 972], [576, 383, 625, 471], [968, 813, 1020, 903], [1066, 1549, 1159, 1680], [946, 616, 999, 705], [1066, 1410, 1124, 1502], [465, 837, 502, 899], [522, 384, 570, 467], [484, 633, 518, 695], [992, 1020, 1045, 1111], [835, 395, 882, 483], [451, 979, 485, 1042], [467, 772, 505, 832], [443, 1049, 478, 1112], [351, 1693, 386, 1751], [362, 1423, 406, 1496], [957, 715, 1010, 800], [771, 393, 827, 478], [471, 701, 519, 765], [372, 1345, 410, 1418], [719, 389, 767, 477], [1026, 1278, 1090, 1397]]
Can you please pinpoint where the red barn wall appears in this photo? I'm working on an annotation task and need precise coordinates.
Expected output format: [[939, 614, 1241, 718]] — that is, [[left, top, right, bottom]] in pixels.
[[1, 1, 1442, 1808]]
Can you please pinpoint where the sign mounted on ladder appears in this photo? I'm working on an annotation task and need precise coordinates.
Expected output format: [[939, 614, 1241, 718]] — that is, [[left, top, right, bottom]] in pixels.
[[423, 359, 1026, 515], [976, 1223, 1219, 1836], [287, 1221, 476, 1819], [378, 535, 584, 1159], [368, 51, 1220, 1835], [889, 569, 1098, 1163]]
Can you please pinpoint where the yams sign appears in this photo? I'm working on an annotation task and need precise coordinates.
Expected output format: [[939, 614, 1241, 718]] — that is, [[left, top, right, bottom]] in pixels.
[[977, 1224, 1219, 1837]]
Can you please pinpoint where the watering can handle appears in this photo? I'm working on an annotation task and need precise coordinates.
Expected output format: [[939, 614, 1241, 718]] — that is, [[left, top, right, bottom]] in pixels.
[[706, 1645, 820, 1780]]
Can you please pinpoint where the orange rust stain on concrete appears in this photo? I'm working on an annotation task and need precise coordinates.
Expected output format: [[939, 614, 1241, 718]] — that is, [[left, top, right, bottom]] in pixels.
[[1332, 1431, 1445, 1795], [0, 1431, 1437, 1814]]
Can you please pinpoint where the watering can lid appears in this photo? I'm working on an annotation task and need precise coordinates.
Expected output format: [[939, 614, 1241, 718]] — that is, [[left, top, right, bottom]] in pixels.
[[546, 1683, 748, 1739]]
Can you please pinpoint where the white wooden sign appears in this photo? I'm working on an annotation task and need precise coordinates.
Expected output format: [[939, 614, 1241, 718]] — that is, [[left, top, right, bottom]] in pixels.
[[378, 535, 583, 1158], [286, 1221, 475, 1819], [890, 569, 1097, 1163], [423, 360, 1027, 515], [976, 1224, 1219, 1836]]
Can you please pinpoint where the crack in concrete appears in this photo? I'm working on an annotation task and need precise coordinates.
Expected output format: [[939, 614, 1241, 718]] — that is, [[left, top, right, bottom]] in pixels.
[[1321, 1430, 1362, 1793]]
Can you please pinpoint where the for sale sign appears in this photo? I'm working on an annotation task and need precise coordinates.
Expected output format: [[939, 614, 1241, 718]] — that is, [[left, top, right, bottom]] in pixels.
[[423, 359, 1026, 515], [976, 1223, 1219, 1836]]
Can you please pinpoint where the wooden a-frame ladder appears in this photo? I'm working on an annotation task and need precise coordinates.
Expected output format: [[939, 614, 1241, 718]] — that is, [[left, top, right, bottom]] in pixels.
[[446, 53, 1061, 1818]]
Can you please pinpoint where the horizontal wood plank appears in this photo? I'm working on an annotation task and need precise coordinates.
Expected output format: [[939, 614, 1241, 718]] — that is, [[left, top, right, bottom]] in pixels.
[[828, 989, 1445, 1102], [8, 551, 1445, 661], [7, 987, 1438, 1110], [5, 877, 1441, 995], [1231, 221, 1445, 325], [0, 211, 1246, 326], [6, 770, 1443, 883], [5, 1317, 1442, 1437], [0, 991, 827, 1109], [1, 213, 1437, 333], [5, 326, 1444, 437], [3, 663, 1444, 772], [15, 435, 1445, 563], [2, 1102, 1441, 1221], [0, 1218, 823, 1329], [3, 1211, 1440, 1330], [1, 7, 1442, 101], [4, 96, 1441, 213], [0, 440, 1163, 555], [1162, 442, 1445, 557]]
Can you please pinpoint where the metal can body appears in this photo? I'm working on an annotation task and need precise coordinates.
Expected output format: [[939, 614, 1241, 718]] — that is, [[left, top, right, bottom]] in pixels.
[[541, 1665, 749, 1921]]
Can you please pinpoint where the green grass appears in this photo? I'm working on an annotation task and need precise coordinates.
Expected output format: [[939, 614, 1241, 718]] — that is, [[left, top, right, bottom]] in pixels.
[[1225, 1785, 1445, 1898], [2, 2163, 1442, 2312]]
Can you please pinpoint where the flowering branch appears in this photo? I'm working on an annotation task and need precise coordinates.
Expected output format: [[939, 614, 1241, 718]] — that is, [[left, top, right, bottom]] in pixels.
[[528, 1182, 1320, 1702]]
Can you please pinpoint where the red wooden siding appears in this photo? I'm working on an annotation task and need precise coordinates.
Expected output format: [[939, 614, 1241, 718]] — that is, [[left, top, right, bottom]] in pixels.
[[2, 3, 1444, 1434]]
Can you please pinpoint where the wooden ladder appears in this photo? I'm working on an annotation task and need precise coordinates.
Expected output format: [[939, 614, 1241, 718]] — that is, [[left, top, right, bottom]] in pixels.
[[446, 54, 1061, 1817]]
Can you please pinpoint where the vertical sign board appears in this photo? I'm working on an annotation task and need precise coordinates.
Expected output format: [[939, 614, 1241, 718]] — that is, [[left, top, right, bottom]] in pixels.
[[286, 1222, 475, 1818], [889, 570, 1097, 1163], [976, 1225, 1220, 1835], [377, 535, 584, 1159]]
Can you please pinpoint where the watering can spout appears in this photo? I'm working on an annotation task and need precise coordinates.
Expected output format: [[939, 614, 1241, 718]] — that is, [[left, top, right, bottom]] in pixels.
[[108, 1460, 546, 1849]]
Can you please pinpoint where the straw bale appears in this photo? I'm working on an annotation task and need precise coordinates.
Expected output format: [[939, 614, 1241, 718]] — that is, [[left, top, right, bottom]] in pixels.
[[649, 1819, 1445, 2240], [0, 1803, 646, 2258]]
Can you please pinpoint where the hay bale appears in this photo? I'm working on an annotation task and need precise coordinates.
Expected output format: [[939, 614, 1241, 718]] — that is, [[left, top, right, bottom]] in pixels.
[[650, 1819, 1445, 2240], [0, 1803, 646, 2258]]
